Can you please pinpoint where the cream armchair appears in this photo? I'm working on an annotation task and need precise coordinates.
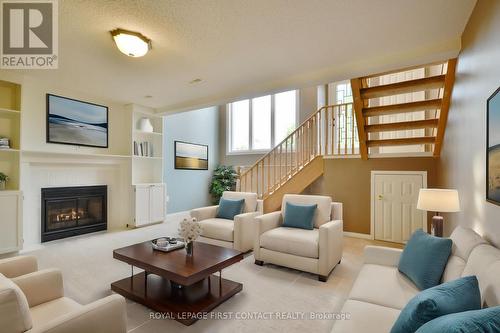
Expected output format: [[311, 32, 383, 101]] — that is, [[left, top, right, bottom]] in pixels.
[[254, 194, 343, 281], [0, 256, 127, 333], [190, 191, 263, 252]]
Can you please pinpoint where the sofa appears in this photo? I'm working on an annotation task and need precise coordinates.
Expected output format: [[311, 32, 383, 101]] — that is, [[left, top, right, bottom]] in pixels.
[[253, 194, 343, 281], [0, 256, 127, 333], [331, 226, 500, 333], [190, 191, 263, 252]]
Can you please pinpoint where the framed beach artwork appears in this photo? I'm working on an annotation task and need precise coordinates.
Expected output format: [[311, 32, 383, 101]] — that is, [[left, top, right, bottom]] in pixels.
[[46, 94, 109, 148], [174, 141, 208, 170], [487, 86, 500, 205]]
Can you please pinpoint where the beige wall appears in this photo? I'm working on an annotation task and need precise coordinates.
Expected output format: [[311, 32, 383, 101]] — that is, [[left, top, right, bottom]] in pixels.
[[0, 73, 130, 156], [438, 0, 500, 247], [307, 158, 439, 235], [219, 87, 318, 167]]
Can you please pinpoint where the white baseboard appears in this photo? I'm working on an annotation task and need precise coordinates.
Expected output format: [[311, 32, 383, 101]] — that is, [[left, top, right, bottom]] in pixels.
[[343, 231, 373, 240]]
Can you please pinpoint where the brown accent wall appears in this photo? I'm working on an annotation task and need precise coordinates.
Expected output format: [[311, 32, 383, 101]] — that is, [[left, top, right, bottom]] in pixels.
[[305, 157, 439, 235], [437, 0, 500, 247]]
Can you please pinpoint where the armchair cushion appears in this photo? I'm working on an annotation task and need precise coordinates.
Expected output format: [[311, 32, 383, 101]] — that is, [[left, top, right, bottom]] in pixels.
[[282, 202, 316, 230], [216, 198, 244, 220], [281, 194, 332, 228], [0, 273, 32, 333], [222, 191, 258, 213], [260, 227, 319, 259], [199, 218, 234, 242]]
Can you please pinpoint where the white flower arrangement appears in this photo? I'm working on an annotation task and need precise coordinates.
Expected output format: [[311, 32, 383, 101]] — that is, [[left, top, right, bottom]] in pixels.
[[179, 218, 202, 243]]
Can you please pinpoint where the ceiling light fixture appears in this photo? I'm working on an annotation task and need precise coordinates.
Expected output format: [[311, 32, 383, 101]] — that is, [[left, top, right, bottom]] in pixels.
[[110, 29, 151, 57]]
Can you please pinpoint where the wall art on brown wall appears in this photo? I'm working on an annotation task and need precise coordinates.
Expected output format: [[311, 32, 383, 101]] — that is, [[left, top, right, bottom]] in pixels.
[[487, 86, 500, 205]]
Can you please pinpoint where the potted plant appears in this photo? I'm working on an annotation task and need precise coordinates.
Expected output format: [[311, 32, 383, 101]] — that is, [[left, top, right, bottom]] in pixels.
[[209, 165, 238, 204], [0, 172, 8, 190]]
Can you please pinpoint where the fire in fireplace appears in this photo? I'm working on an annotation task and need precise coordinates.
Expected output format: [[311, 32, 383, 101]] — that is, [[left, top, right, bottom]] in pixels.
[[41, 186, 107, 242]]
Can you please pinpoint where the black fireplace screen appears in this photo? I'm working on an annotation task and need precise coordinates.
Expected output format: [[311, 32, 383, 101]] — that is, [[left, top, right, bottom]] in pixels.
[[41, 186, 107, 242]]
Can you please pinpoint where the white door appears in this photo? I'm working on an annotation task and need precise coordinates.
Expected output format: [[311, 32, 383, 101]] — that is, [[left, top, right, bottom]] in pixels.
[[372, 172, 427, 243], [149, 184, 165, 222], [134, 185, 150, 226]]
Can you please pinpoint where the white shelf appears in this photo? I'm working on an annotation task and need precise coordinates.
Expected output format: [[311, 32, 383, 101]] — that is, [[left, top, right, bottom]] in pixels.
[[133, 130, 162, 136], [133, 155, 162, 160], [22, 150, 131, 159], [0, 108, 21, 115]]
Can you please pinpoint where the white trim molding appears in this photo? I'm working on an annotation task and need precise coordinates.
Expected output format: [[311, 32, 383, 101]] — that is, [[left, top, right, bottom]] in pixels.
[[343, 231, 373, 240]]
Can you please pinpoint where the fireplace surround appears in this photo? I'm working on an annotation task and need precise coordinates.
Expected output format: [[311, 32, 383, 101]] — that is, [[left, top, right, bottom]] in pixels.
[[41, 185, 107, 242]]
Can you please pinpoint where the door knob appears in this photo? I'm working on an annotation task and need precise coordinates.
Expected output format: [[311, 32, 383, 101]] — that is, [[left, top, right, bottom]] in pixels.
[[378, 194, 383, 200]]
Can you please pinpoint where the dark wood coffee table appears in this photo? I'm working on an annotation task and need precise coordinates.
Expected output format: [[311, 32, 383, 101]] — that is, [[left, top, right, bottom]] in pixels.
[[111, 241, 244, 325]]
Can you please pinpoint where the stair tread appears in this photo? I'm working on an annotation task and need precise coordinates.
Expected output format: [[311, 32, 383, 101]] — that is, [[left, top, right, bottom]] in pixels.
[[367, 136, 436, 147], [365, 119, 439, 132], [360, 75, 445, 99], [363, 99, 442, 117]]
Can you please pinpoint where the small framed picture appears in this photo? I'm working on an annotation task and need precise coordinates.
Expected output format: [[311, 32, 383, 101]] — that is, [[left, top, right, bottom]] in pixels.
[[487, 86, 500, 205], [174, 141, 208, 170]]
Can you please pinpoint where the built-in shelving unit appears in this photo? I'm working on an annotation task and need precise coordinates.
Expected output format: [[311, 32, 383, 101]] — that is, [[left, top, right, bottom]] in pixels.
[[0, 80, 21, 191], [127, 104, 166, 227], [0, 80, 23, 254], [128, 104, 164, 185]]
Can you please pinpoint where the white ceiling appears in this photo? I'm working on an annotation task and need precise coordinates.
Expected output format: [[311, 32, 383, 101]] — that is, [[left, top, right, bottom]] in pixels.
[[6, 0, 476, 113]]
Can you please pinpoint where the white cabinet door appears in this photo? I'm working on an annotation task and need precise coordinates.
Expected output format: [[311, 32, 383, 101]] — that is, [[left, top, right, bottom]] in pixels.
[[149, 184, 165, 222], [134, 186, 150, 226], [372, 172, 427, 243], [0, 191, 22, 254]]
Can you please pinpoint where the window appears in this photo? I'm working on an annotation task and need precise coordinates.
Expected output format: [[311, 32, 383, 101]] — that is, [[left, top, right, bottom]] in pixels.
[[274, 90, 297, 144], [228, 90, 297, 153], [252, 96, 272, 149], [230, 100, 250, 151]]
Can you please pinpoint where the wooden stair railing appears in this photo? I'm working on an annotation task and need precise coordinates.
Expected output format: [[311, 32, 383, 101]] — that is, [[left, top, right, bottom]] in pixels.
[[351, 58, 457, 159], [238, 103, 356, 199]]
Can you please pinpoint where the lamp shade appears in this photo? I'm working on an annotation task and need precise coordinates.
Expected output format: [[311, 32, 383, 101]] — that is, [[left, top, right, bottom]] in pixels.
[[417, 189, 461, 213]]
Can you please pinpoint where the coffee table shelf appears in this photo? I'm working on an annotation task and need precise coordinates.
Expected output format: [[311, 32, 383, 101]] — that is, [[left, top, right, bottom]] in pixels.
[[111, 241, 244, 326]]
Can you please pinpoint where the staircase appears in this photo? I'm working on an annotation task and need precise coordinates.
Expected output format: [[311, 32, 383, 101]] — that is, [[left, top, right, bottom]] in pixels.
[[238, 103, 358, 212], [352, 58, 457, 159], [237, 59, 457, 212]]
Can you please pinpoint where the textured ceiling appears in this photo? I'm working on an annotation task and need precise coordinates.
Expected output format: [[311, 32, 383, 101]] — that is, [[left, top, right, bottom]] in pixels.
[[3, 0, 476, 112]]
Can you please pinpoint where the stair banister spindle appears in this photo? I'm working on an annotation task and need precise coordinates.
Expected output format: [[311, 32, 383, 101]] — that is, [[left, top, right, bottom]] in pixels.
[[345, 104, 348, 155]]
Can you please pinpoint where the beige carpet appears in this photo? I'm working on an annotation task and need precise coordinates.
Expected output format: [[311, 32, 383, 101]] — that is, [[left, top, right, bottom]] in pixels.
[[19, 212, 383, 333]]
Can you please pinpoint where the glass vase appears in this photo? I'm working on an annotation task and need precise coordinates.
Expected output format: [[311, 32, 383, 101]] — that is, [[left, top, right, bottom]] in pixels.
[[185, 241, 193, 256]]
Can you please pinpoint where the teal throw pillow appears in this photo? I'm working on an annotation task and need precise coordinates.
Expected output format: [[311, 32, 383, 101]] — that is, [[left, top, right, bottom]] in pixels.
[[282, 202, 317, 230], [216, 198, 244, 220]]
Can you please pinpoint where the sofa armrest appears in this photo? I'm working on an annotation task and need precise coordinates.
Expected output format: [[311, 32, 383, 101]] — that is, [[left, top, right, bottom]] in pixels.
[[190, 205, 218, 221], [234, 211, 261, 252], [0, 256, 38, 278], [34, 294, 127, 333], [364, 246, 403, 267], [256, 199, 264, 214], [12, 269, 64, 307], [331, 202, 343, 221], [319, 220, 343, 276]]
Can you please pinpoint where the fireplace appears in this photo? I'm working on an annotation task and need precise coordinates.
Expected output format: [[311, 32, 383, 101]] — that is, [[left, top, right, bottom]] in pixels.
[[41, 185, 107, 242]]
